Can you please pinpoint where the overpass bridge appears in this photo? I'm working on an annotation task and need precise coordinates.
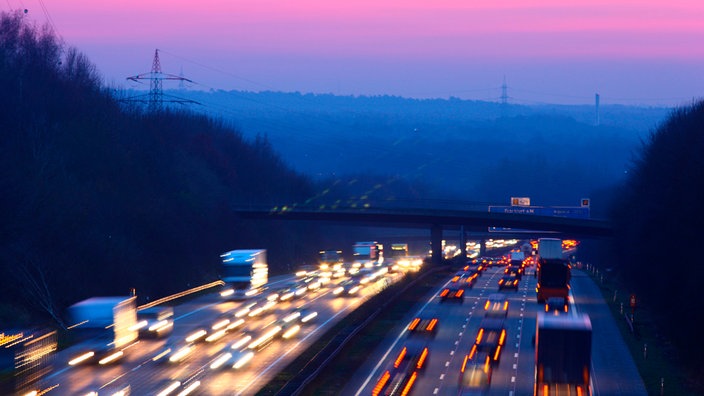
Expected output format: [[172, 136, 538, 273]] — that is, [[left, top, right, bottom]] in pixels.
[[233, 205, 612, 265]]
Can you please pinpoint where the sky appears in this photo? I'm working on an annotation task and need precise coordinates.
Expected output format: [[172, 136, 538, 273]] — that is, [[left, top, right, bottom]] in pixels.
[[4, 0, 704, 105]]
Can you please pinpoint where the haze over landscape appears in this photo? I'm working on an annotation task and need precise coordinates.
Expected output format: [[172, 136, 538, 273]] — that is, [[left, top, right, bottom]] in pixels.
[[7, 0, 704, 106]]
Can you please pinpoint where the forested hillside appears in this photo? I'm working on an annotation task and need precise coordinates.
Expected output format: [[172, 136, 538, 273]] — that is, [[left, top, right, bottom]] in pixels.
[[608, 100, 704, 384], [0, 12, 319, 327]]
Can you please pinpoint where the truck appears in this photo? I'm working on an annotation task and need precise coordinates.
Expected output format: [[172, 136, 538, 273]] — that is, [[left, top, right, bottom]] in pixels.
[[66, 296, 137, 366], [509, 250, 525, 264], [388, 243, 408, 261], [319, 249, 343, 266], [220, 249, 268, 300], [522, 242, 534, 258], [535, 238, 570, 304], [507, 250, 526, 279], [318, 250, 344, 276], [352, 241, 381, 268], [534, 313, 592, 396], [386, 243, 411, 272], [537, 238, 563, 260]]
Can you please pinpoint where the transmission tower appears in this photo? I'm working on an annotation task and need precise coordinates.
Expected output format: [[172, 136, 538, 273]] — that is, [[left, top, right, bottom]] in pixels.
[[125, 49, 198, 111]]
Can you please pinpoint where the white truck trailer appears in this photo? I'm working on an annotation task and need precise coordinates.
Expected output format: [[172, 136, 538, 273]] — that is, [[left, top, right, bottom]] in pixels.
[[66, 296, 137, 366], [220, 249, 268, 300]]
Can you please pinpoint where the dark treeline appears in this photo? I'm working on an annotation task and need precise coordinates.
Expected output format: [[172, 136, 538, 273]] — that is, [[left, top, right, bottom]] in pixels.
[[0, 12, 332, 327], [598, 100, 704, 389]]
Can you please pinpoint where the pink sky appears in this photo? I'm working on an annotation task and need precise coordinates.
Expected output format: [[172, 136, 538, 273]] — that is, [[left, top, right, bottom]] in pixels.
[[4, 0, 704, 105]]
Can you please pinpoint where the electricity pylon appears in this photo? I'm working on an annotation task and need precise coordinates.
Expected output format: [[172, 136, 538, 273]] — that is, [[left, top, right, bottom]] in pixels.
[[125, 49, 198, 111]]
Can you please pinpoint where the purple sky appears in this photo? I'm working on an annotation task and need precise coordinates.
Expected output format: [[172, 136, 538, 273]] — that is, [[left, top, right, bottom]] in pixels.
[[5, 0, 704, 105]]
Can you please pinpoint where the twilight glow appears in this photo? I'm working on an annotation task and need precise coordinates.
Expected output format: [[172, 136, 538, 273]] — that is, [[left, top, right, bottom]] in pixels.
[[4, 0, 704, 105]]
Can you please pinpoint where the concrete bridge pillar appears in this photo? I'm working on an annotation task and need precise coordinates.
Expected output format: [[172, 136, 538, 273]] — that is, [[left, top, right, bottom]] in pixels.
[[479, 238, 487, 257], [460, 226, 467, 260], [431, 224, 443, 266]]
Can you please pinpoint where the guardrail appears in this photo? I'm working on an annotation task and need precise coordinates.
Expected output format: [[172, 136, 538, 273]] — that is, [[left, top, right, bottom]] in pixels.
[[136, 280, 224, 310], [275, 265, 448, 395]]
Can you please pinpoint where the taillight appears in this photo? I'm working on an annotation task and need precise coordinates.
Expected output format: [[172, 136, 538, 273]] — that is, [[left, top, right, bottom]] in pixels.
[[475, 329, 484, 344], [400, 371, 417, 396], [408, 318, 420, 331], [416, 348, 428, 369], [394, 347, 407, 368], [372, 371, 390, 396], [426, 318, 438, 332]]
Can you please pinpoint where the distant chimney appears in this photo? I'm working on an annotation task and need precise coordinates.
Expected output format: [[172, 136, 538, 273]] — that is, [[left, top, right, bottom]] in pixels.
[[595, 93, 600, 126]]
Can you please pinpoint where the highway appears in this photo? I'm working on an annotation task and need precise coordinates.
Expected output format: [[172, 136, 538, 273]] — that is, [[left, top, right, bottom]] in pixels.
[[44, 270, 404, 395], [35, 252, 647, 395], [343, 264, 647, 396]]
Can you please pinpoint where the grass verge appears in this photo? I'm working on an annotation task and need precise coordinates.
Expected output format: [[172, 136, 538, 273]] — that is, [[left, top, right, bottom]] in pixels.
[[585, 266, 698, 395]]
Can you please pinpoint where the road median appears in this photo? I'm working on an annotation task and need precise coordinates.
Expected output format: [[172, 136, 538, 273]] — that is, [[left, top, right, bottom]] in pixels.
[[257, 264, 453, 396]]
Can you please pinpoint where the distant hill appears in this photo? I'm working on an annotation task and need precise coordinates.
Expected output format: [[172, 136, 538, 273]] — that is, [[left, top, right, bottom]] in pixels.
[[145, 89, 672, 212]]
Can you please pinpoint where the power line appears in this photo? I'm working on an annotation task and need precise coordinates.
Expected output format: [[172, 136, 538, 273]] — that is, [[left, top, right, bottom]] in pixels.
[[36, 0, 59, 38], [124, 49, 199, 111]]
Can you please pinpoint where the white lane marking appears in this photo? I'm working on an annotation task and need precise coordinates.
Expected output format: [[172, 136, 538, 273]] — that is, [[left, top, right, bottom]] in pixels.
[[354, 282, 444, 396], [433, 388, 439, 394], [445, 361, 450, 367], [440, 374, 445, 380]]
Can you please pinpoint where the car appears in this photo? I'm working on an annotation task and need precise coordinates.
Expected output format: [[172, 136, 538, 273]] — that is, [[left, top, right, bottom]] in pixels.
[[473, 317, 507, 365], [480, 257, 496, 267], [463, 263, 485, 273], [458, 351, 493, 395], [407, 317, 439, 337], [153, 340, 196, 364], [134, 306, 174, 339], [291, 308, 319, 324], [504, 264, 523, 279], [439, 287, 464, 303], [483, 293, 509, 318], [450, 271, 477, 289], [372, 343, 428, 396], [393, 342, 430, 373], [332, 279, 363, 297], [497, 274, 519, 290]]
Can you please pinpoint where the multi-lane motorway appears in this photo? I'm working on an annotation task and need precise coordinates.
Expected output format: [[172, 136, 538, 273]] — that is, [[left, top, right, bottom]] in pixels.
[[344, 264, 648, 396], [45, 271, 401, 395], [42, 259, 647, 395]]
